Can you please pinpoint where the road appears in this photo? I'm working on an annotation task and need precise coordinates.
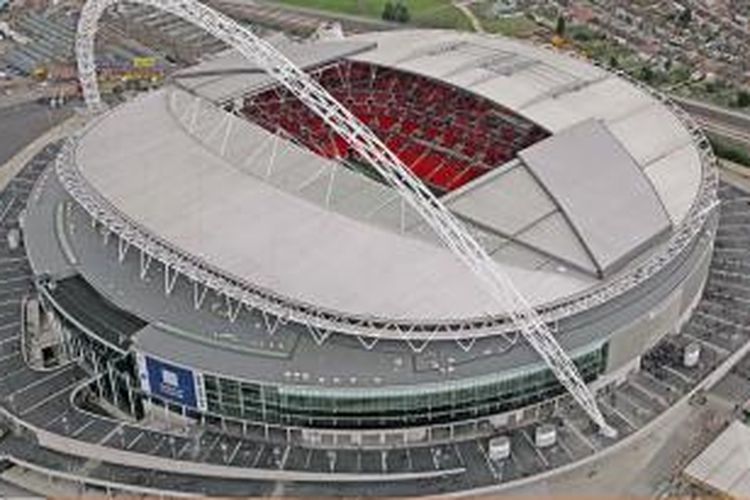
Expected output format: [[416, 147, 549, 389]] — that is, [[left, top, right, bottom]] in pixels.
[[673, 96, 750, 146], [453, 0, 483, 33], [0, 101, 72, 168], [0, 476, 41, 498]]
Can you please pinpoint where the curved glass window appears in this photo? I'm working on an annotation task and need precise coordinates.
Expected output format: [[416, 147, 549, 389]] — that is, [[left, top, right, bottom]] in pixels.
[[202, 345, 607, 429]]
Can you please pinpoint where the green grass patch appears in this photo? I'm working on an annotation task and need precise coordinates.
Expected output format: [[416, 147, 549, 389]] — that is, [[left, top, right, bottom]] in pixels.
[[274, 0, 383, 17], [272, 0, 472, 30], [472, 10, 538, 37], [708, 133, 750, 168], [462, 1, 541, 37]]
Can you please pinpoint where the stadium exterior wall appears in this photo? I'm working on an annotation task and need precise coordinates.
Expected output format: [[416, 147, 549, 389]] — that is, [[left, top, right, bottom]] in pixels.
[[31, 205, 716, 444], [126, 214, 715, 440]]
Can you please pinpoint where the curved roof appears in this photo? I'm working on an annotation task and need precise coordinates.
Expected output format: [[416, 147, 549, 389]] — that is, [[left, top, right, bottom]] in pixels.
[[344, 30, 701, 227], [72, 30, 704, 323]]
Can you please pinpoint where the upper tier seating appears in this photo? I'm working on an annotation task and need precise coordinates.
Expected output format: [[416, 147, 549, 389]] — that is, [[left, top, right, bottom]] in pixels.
[[242, 61, 548, 193]]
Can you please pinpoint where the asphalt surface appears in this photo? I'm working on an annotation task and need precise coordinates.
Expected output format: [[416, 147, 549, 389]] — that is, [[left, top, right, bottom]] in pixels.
[[0, 101, 72, 167], [674, 97, 750, 146], [0, 477, 39, 498]]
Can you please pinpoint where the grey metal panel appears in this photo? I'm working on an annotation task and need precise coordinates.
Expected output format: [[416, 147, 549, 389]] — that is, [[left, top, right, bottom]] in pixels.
[[346, 30, 702, 244], [173, 40, 376, 102], [447, 163, 557, 237], [519, 119, 672, 276], [643, 142, 702, 225], [75, 90, 514, 320], [514, 211, 596, 274], [446, 161, 597, 274], [23, 171, 78, 278]]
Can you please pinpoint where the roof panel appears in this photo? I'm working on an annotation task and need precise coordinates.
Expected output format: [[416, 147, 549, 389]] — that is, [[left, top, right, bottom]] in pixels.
[[644, 143, 702, 224], [515, 211, 596, 274], [76, 89, 597, 320], [519, 119, 672, 275], [345, 30, 701, 237], [521, 76, 647, 132], [607, 102, 691, 167], [70, 29, 707, 321], [446, 163, 557, 237], [492, 244, 593, 302], [446, 162, 597, 274], [684, 421, 750, 498], [173, 39, 376, 102]]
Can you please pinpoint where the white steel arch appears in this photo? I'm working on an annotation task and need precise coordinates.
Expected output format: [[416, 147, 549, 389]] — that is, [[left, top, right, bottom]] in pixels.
[[75, 0, 615, 437]]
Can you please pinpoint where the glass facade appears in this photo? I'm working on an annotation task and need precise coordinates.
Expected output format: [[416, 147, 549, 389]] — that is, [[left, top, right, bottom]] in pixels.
[[47, 296, 144, 419], [64, 318, 144, 417], [202, 345, 608, 429], [42, 277, 608, 431]]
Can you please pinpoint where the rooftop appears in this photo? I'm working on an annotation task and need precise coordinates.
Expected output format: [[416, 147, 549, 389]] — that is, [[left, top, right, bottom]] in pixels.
[[70, 30, 704, 323], [684, 420, 750, 498]]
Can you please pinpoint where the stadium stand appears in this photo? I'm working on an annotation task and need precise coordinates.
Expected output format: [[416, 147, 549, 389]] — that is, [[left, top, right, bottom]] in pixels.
[[242, 61, 549, 193]]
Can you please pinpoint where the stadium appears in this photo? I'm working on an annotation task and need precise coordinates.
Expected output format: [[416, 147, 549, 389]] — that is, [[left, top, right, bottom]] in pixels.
[[0, 4, 740, 495]]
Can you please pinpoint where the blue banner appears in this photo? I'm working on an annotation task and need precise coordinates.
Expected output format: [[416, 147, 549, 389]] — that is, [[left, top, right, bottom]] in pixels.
[[144, 356, 198, 408]]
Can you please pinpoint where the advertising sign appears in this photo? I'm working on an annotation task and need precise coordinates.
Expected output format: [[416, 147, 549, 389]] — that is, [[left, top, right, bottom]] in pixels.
[[132, 56, 157, 69], [138, 354, 199, 408]]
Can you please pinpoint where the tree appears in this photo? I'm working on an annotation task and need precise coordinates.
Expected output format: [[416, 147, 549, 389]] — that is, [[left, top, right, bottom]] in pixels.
[[677, 7, 692, 27], [555, 14, 566, 37], [639, 65, 654, 83], [383, 1, 409, 23], [394, 2, 410, 23], [608, 55, 619, 69], [737, 89, 750, 108], [382, 1, 395, 21]]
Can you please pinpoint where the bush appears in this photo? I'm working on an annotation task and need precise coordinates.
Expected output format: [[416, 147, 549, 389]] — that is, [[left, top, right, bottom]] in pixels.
[[394, 2, 410, 22], [677, 7, 692, 27], [639, 65, 654, 83], [555, 15, 566, 36], [382, 1, 394, 21], [710, 134, 750, 168], [382, 1, 410, 23]]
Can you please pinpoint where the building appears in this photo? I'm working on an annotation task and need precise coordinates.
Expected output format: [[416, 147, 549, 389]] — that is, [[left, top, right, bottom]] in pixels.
[[683, 420, 750, 498], [5, 27, 724, 495]]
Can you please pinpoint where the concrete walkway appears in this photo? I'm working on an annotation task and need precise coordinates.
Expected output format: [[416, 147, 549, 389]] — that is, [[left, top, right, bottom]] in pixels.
[[0, 113, 86, 191], [452, 0, 484, 33], [0, 469, 52, 499]]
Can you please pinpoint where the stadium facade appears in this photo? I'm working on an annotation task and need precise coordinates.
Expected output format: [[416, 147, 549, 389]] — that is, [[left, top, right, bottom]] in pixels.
[[12, 26, 721, 492]]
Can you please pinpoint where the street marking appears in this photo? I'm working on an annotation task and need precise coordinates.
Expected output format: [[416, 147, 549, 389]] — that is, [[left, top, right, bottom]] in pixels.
[[12, 364, 76, 396], [521, 429, 548, 468], [20, 380, 77, 416], [0, 351, 20, 363], [71, 419, 97, 438], [228, 440, 242, 464], [126, 431, 144, 450], [561, 417, 596, 452], [252, 443, 265, 467]]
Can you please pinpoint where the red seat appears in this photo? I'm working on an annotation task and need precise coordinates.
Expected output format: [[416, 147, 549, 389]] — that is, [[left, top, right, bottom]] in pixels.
[[240, 60, 549, 192]]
